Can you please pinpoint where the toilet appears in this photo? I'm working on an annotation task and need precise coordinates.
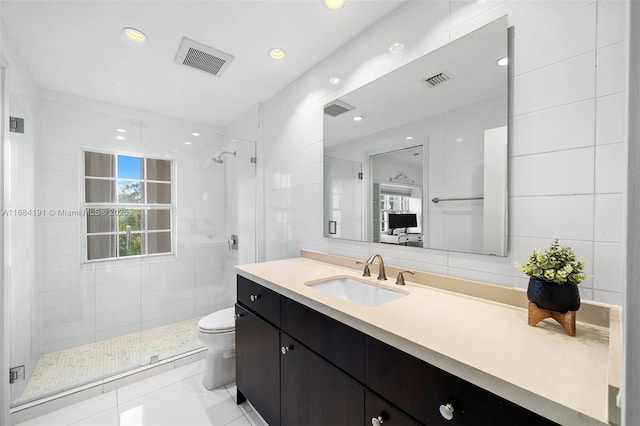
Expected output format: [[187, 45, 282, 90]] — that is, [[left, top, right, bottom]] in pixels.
[[197, 307, 236, 390]]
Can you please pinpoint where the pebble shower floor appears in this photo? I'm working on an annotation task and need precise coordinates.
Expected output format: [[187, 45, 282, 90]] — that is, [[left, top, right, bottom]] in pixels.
[[18, 318, 201, 401]]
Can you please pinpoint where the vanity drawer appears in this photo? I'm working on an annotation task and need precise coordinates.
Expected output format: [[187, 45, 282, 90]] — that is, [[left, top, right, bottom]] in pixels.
[[365, 389, 421, 426], [366, 337, 558, 425], [237, 275, 281, 327], [280, 296, 366, 383]]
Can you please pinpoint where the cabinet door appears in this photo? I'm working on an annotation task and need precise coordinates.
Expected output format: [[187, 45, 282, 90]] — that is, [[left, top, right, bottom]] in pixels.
[[365, 390, 421, 426], [281, 333, 364, 426], [235, 304, 281, 426]]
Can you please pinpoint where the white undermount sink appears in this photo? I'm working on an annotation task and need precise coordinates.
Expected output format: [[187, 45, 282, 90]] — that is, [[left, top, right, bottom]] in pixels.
[[306, 276, 407, 307]]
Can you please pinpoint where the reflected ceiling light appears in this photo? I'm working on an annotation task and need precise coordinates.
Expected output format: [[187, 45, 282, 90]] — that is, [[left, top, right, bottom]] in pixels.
[[116, 128, 126, 133], [406, 136, 414, 140], [185, 141, 192, 145], [389, 42, 405, 55], [496, 56, 508, 66], [116, 135, 126, 141], [191, 132, 200, 136], [123, 27, 147, 42], [455, 137, 464, 142], [323, 0, 345, 10], [353, 116, 364, 121], [329, 77, 341, 85], [269, 48, 286, 60]]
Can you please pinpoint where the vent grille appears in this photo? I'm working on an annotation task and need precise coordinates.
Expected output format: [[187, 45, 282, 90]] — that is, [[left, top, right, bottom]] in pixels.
[[183, 47, 226, 75], [423, 72, 451, 88], [323, 100, 356, 117], [174, 37, 234, 77]]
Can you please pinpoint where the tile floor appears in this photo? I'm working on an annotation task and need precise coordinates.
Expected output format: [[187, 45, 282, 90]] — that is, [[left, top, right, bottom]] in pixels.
[[15, 360, 268, 426], [19, 318, 202, 402]]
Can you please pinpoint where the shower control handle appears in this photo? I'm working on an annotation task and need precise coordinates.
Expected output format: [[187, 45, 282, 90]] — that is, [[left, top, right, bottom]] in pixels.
[[250, 294, 260, 302]]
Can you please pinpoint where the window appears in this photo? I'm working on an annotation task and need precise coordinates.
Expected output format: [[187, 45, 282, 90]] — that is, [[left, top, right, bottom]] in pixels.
[[84, 151, 174, 261]]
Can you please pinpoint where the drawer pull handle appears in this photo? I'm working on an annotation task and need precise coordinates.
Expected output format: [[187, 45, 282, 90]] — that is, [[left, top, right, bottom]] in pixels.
[[371, 415, 384, 426], [250, 294, 260, 302], [233, 313, 242, 320], [281, 345, 292, 355], [439, 403, 454, 420]]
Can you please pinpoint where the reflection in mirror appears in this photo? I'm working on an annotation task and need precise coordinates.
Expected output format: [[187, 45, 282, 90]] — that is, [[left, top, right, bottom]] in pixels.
[[323, 16, 508, 256]]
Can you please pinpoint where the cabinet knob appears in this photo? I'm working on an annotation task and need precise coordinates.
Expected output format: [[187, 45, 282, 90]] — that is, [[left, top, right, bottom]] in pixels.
[[371, 415, 384, 426], [250, 294, 260, 302], [233, 313, 242, 320], [280, 345, 292, 355], [439, 403, 454, 420]]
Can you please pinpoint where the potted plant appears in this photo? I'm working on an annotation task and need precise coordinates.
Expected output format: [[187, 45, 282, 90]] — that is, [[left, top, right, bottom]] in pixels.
[[516, 239, 587, 313]]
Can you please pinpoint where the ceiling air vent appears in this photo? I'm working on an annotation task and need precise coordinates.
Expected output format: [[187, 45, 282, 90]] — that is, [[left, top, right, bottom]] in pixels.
[[174, 37, 234, 77], [422, 72, 452, 88], [324, 100, 356, 117]]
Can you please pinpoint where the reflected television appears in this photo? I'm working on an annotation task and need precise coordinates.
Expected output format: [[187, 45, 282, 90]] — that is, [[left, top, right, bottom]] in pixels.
[[388, 213, 418, 230]]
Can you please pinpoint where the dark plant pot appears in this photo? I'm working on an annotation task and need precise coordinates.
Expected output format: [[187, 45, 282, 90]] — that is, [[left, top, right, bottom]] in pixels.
[[527, 278, 581, 313]]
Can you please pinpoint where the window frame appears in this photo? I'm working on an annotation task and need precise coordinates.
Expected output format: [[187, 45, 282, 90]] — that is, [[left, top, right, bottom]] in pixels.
[[83, 149, 176, 263]]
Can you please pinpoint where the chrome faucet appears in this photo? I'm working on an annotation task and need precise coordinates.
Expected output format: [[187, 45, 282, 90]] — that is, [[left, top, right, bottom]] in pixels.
[[395, 270, 415, 285], [357, 254, 387, 281]]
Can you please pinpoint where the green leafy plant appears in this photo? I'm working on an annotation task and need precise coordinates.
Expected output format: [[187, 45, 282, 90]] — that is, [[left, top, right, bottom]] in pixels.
[[516, 239, 587, 285]]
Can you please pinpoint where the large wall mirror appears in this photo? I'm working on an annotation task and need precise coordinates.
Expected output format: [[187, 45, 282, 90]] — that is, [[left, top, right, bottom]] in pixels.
[[323, 16, 508, 256]]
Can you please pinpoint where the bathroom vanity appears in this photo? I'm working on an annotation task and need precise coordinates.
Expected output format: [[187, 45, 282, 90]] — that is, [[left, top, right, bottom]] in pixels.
[[235, 251, 621, 426]]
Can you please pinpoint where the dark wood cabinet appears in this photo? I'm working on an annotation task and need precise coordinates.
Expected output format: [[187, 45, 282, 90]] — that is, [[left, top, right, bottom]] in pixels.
[[366, 337, 557, 425], [235, 304, 281, 426], [236, 275, 557, 426], [280, 332, 364, 426], [280, 296, 366, 383]]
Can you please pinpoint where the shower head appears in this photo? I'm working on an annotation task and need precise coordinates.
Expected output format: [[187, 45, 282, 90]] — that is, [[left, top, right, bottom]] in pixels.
[[212, 148, 236, 164]]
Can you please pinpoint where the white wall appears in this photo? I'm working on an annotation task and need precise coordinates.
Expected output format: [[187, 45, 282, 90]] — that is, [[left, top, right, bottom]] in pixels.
[[229, 0, 627, 306]]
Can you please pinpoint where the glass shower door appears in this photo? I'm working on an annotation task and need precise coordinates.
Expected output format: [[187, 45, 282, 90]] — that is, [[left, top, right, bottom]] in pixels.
[[7, 94, 257, 406]]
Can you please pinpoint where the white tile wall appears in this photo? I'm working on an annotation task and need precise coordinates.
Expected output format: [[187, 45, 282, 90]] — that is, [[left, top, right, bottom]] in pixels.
[[226, 0, 628, 306]]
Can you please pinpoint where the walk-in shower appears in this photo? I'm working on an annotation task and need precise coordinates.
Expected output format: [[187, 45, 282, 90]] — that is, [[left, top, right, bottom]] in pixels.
[[5, 94, 256, 406]]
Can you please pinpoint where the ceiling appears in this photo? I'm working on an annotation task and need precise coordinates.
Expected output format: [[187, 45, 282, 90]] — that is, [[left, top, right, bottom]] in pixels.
[[0, 0, 403, 127]]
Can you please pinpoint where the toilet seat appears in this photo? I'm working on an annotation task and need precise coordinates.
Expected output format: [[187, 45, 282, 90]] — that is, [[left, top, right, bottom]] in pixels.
[[198, 307, 235, 334]]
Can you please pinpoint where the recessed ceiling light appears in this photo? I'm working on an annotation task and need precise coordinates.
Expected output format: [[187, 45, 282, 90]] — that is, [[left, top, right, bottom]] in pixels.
[[123, 27, 147, 43], [353, 116, 364, 122], [329, 77, 341, 85], [496, 56, 508, 66], [116, 135, 126, 141], [406, 136, 414, 140], [116, 128, 126, 133], [323, 0, 345, 10], [269, 48, 286, 60], [455, 137, 464, 142], [185, 141, 192, 145], [389, 42, 405, 55], [191, 132, 200, 137]]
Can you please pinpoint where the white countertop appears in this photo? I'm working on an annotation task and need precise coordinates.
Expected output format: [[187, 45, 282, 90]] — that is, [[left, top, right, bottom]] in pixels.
[[236, 255, 620, 426]]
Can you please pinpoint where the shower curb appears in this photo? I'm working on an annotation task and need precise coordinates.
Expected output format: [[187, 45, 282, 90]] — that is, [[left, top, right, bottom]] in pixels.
[[10, 347, 206, 424]]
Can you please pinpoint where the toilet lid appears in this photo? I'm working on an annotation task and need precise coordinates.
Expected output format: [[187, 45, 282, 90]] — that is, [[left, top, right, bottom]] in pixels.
[[198, 307, 235, 332]]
